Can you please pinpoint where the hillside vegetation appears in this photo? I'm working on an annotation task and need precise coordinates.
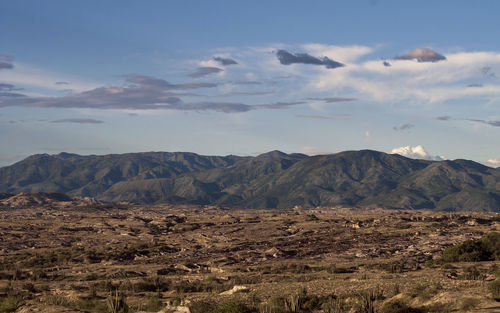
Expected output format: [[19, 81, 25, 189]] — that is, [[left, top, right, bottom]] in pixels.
[[1, 150, 499, 211]]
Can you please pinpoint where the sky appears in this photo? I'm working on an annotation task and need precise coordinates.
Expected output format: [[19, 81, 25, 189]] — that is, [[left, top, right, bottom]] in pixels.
[[1, 0, 500, 167]]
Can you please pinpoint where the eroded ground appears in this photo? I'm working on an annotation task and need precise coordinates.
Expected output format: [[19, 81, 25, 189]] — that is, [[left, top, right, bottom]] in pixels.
[[1, 194, 500, 312]]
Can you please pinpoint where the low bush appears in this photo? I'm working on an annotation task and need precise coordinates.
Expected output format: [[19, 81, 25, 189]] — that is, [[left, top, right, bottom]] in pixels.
[[0, 296, 25, 313], [442, 232, 500, 262]]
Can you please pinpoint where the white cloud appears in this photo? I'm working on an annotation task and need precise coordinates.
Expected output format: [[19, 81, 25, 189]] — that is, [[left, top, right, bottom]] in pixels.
[[301, 44, 373, 63], [391, 145, 446, 161], [307, 49, 500, 103], [487, 158, 500, 168]]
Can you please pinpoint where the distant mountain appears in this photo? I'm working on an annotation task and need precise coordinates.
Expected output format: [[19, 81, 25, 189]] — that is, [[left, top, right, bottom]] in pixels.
[[0, 150, 499, 211]]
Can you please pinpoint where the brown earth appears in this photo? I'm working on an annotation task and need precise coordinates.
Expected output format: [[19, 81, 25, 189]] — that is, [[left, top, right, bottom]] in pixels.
[[1, 193, 500, 312]]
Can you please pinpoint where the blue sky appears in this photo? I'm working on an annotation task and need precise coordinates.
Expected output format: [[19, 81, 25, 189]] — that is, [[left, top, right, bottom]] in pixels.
[[1, 0, 500, 166]]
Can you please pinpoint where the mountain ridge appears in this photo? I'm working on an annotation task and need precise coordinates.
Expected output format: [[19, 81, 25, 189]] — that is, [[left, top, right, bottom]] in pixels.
[[1, 150, 499, 211]]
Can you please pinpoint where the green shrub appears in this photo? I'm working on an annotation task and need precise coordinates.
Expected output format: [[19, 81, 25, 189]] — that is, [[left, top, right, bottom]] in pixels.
[[0, 296, 25, 313], [442, 232, 500, 262]]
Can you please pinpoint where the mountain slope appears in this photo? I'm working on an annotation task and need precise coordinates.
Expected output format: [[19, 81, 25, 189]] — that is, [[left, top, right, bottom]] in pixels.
[[0, 150, 499, 211]]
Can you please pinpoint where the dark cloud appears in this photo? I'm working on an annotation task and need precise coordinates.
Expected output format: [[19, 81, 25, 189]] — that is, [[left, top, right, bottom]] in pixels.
[[0, 74, 305, 113], [306, 97, 356, 103], [0, 75, 218, 110], [55, 81, 70, 85], [466, 119, 500, 127], [393, 123, 414, 131], [383, 61, 391, 67], [395, 48, 446, 62], [188, 67, 223, 78], [276, 50, 344, 69], [296, 114, 351, 121], [467, 83, 483, 88], [436, 115, 452, 121], [0, 61, 13, 70], [52, 118, 104, 124], [213, 57, 238, 66]]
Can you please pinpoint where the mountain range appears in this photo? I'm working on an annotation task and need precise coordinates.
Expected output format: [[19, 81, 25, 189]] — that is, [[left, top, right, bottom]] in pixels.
[[0, 150, 499, 211]]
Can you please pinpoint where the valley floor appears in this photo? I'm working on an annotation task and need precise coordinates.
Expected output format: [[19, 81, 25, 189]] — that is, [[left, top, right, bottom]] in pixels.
[[1, 198, 500, 312]]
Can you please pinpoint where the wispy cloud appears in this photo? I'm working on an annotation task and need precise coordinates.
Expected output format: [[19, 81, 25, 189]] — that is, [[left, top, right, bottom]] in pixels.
[[55, 81, 69, 85], [0, 73, 309, 113], [215, 91, 274, 97], [306, 97, 356, 103], [436, 115, 500, 127], [436, 115, 452, 121], [188, 67, 223, 78], [52, 118, 104, 124], [466, 118, 500, 127], [296, 114, 351, 121], [255, 101, 306, 109]]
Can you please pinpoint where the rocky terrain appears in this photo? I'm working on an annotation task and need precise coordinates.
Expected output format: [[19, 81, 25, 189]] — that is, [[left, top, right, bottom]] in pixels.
[[0, 150, 499, 211], [2, 193, 500, 312]]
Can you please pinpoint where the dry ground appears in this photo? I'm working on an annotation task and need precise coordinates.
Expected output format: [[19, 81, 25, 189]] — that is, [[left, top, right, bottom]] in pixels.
[[1, 194, 500, 312]]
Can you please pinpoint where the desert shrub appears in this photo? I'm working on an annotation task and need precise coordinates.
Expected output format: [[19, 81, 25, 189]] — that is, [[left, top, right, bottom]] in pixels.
[[490, 279, 500, 301], [259, 297, 286, 313], [408, 282, 441, 301], [75, 297, 109, 312], [379, 300, 423, 313], [106, 289, 129, 313], [459, 266, 485, 280], [134, 276, 170, 293], [442, 232, 500, 262], [190, 299, 255, 313], [326, 264, 357, 274], [271, 263, 314, 274], [143, 296, 165, 312], [211, 300, 255, 313], [0, 295, 25, 313], [321, 296, 346, 313], [459, 297, 480, 311], [353, 288, 383, 313], [425, 302, 453, 313]]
